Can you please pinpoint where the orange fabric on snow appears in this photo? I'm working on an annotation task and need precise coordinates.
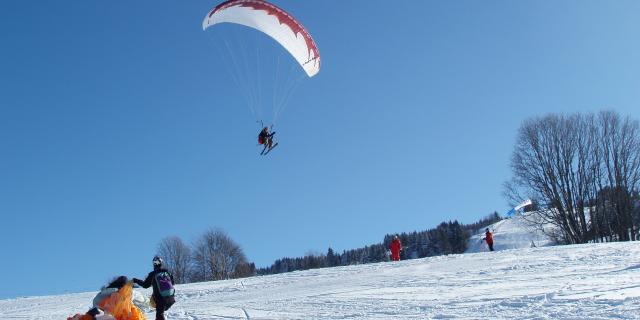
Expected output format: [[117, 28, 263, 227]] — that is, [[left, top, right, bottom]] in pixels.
[[98, 281, 146, 320], [68, 281, 145, 320]]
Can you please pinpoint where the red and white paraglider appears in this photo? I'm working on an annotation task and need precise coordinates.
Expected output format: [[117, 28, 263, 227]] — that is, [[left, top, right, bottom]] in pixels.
[[204, 0, 320, 77], [203, 0, 321, 155]]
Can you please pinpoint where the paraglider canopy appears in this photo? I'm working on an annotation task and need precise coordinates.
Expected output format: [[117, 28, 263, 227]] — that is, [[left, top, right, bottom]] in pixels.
[[203, 0, 320, 77]]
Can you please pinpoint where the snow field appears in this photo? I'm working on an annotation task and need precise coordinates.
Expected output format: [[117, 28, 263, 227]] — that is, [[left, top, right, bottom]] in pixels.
[[2, 241, 640, 319]]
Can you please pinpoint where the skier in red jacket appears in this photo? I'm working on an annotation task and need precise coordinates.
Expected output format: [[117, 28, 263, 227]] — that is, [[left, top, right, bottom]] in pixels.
[[390, 235, 402, 261], [483, 228, 494, 251]]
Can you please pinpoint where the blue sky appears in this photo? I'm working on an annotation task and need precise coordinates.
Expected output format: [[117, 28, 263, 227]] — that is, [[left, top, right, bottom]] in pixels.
[[1, 0, 640, 299]]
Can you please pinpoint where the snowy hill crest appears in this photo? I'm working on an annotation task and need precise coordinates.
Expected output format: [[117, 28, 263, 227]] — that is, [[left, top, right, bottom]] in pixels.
[[466, 211, 555, 253]]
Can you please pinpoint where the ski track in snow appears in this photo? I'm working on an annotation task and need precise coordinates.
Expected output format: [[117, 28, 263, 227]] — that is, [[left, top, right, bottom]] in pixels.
[[3, 216, 640, 319]]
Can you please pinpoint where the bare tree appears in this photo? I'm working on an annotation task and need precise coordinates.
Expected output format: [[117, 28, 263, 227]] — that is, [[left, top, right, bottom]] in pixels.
[[191, 228, 249, 281], [509, 113, 595, 243], [507, 111, 640, 244], [593, 111, 640, 240], [157, 236, 191, 284]]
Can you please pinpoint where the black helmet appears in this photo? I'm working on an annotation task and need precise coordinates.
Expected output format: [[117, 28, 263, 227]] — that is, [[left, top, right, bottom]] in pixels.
[[153, 256, 163, 267]]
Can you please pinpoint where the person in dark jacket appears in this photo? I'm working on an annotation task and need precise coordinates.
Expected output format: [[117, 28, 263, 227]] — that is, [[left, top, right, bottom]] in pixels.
[[133, 256, 175, 320]]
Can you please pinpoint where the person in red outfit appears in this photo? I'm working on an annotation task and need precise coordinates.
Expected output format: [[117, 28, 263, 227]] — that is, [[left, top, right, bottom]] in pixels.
[[483, 228, 494, 251], [390, 235, 402, 261]]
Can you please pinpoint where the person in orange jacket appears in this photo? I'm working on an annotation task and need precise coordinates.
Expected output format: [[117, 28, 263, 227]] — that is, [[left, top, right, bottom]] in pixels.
[[390, 235, 402, 261], [483, 228, 494, 251]]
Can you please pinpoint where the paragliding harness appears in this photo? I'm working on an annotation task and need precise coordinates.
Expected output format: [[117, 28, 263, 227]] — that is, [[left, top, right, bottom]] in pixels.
[[152, 271, 175, 310], [258, 123, 278, 155]]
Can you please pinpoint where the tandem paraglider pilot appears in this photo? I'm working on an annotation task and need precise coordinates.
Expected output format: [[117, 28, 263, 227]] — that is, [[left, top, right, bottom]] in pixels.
[[258, 126, 278, 155]]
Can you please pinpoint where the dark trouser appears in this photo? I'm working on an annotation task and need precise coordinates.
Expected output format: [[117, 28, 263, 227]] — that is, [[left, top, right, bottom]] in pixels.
[[155, 296, 175, 320], [155, 299, 166, 320], [488, 243, 494, 251]]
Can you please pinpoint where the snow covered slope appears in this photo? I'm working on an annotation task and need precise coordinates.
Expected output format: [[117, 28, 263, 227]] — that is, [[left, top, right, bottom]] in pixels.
[[466, 212, 554, 253], [3, 242, 640, 319]]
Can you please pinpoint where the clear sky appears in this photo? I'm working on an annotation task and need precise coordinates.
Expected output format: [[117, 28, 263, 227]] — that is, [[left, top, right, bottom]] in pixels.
[[1, 0, 640, 299]]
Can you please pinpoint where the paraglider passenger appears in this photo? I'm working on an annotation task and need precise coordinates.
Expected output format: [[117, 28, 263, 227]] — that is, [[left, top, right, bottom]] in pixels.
[[258, 126, 276, 150], [133, 256, 176, 320], [390, 235, 402, 261], [483, 228, 494, 251]]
